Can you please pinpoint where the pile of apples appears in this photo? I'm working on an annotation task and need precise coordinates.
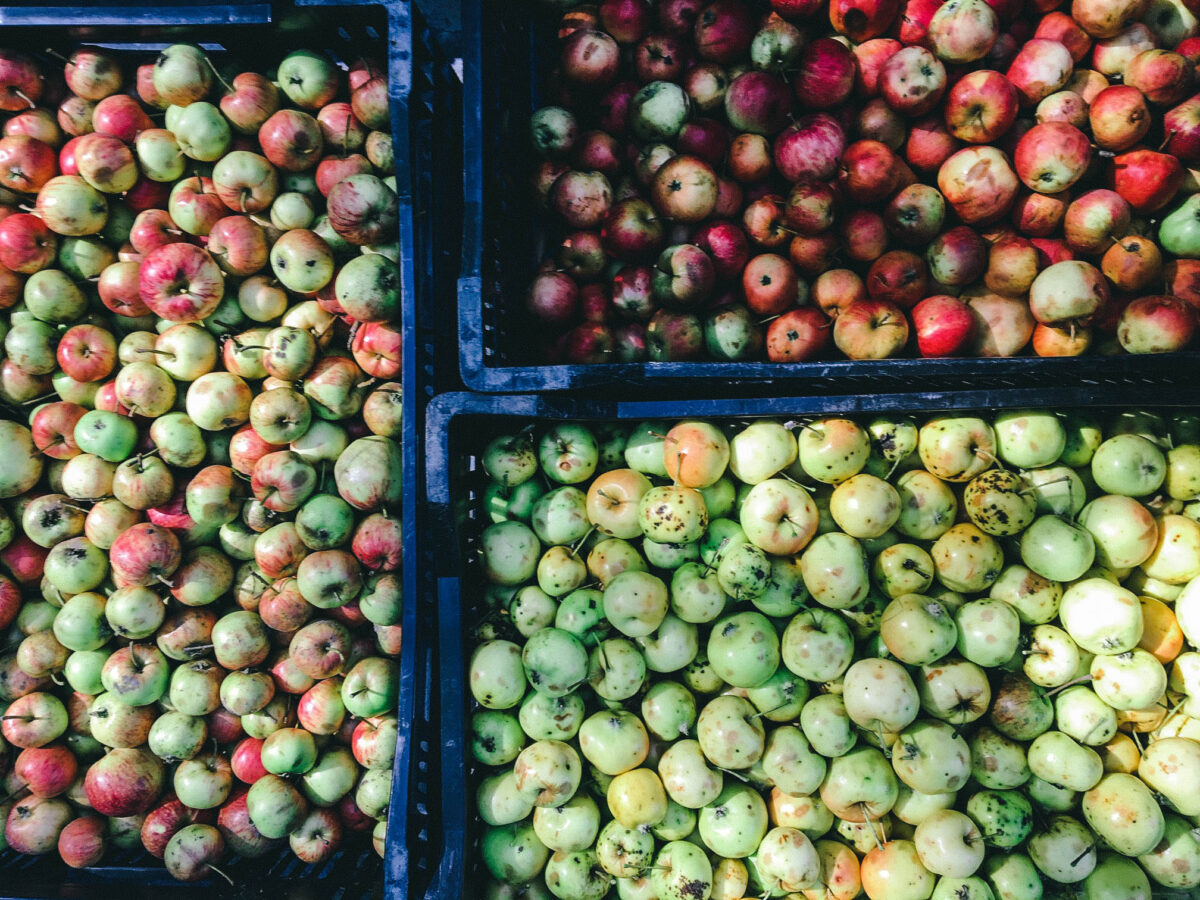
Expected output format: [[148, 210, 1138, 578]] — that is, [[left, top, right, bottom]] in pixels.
[[0, 40, 405, 883], [468, 407, 1200, 899], [523, 0, 1200, 365]]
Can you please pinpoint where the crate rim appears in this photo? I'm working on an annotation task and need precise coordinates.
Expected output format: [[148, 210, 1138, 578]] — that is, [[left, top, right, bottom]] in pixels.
[[425, 386, 1200, 506], [0, 0, 394, 26]]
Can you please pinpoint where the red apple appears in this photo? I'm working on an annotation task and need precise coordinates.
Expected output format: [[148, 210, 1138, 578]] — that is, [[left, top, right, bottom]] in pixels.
[[138, 243, 225, 323], [1005, 38, 1073, 105], [1089, 85, 1151, 151], [1013, 121, 1092, 193], [765, 306, 831, 361], [1118, 295, 1197, 352], [938, 146, 1019, 222], [944, 69, 1020, 143], [1110, 149, 1184, 212], [913, 294, 977, 355], [773, 113, 846, 182], [795, 37, 857, 109], [833, 298, 910, 358]]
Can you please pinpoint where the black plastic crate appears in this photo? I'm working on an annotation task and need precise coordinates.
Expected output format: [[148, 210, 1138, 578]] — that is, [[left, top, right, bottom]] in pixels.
[[446, 0, 1200, 394], [0, 1, 425, 897], [419, 388, 1200, 899]]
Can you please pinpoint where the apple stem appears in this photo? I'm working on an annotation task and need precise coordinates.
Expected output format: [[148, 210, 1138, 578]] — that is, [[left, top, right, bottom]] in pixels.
[[1070, 844, 1095, 869], [0, 785, 30, 805], [249, 214, 271, 229], [1046, 674, 1093, 697], [206, 56, 234, 94], [166, 228, 185, 235], [155, 574, 174, 589], [749, 702, 787, 720], [1132, 729, 1146, 754], [875, 724, 890, 759], [206, 863, 235, 887], [21, 392, 60, 405], [12, 89, 34, 110], [49, 672, 64, 686], [973, 447, 1003, 470], [861, 806, 882, 850], [1160, 130, 1177, 152], [136, 348, 178, 360], [17, 204, 34, 213], [776, 470, 812, 492], [59, 503, 91, 514], [569, 526, 596, 558], [357, 377, 378, 389]]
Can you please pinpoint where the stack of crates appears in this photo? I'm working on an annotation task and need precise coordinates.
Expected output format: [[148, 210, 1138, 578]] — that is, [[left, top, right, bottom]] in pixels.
[[400, 1, 1200, 899]]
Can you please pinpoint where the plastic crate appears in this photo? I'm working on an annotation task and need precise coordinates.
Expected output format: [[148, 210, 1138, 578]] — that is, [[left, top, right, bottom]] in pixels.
[[447, 0, 1200, 394], [0, 1, 423, 897], [419, 388, 1200, 899]]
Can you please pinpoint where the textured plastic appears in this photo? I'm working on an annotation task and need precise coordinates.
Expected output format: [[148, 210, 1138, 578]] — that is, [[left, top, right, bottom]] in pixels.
[[0, 1, 418, 897], [420, 389, 1200, 899], [451, 0, 1200, 394]]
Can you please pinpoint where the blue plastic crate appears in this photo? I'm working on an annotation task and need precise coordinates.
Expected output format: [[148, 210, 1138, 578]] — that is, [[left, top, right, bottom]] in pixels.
[[445, 0, 1200, 394], [0, 0, 424, 897], [419, 388, 1200, 899]]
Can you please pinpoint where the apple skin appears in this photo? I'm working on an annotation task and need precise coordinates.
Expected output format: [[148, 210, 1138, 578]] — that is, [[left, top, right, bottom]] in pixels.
[[1117, 295, 1197, 353], [1014, 121, 1091, 193], [1110, 149, 1184, 213], [773, 113, 846, 183], [1090, 85, 1151, 151], [1006, 38, 1074, 105], [83, 748, 165, 817], [139, 243, 225, 323], [913, 295, 976, 356], [938, 146, 1019, 223], [833, 299, 911, 360]]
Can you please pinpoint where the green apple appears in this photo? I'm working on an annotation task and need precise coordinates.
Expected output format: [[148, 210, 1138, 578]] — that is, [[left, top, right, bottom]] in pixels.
[[1159, 193, 1200, 257], [1028, 815, 1096, 884], [698, 783, 769, 858], [1020, 515, 1095, 582], [993, 410, 1065, 468], [1081, 772, 1164, 857], [1027, 731, 1102, 792], [894, 469, 958, 540], [966, 789, 1033, 849], [797, 418, 870, 484]]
